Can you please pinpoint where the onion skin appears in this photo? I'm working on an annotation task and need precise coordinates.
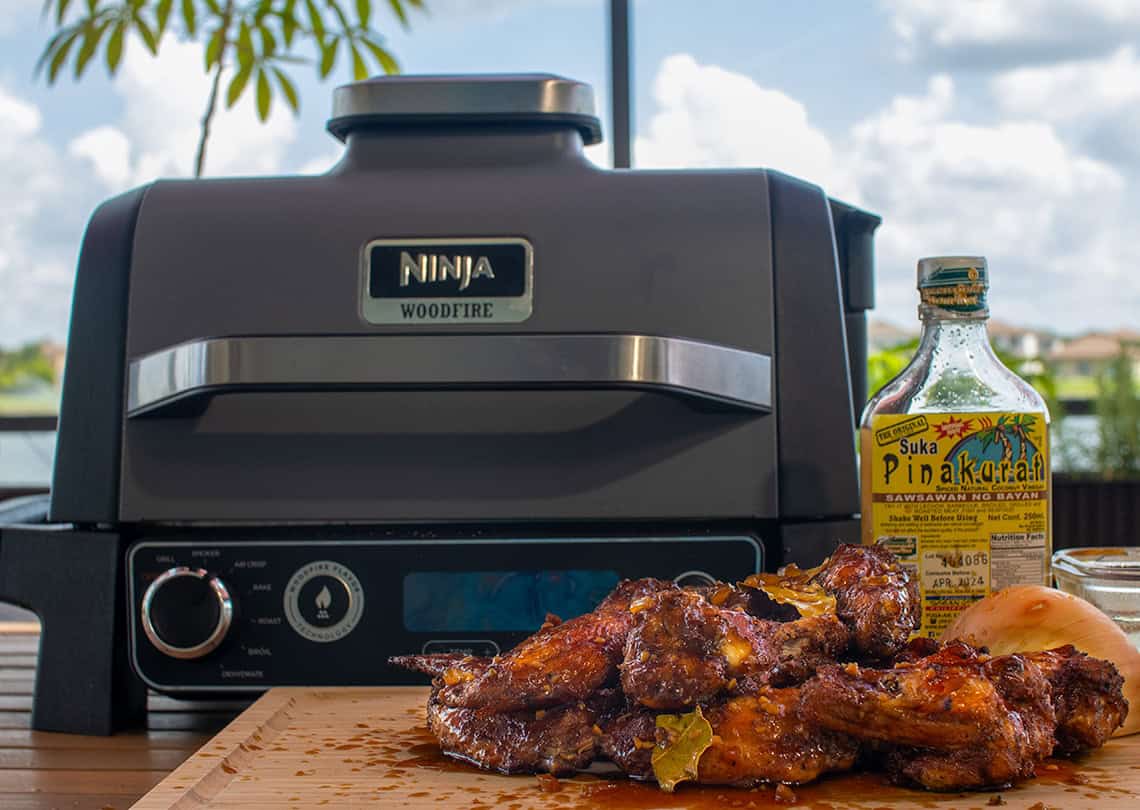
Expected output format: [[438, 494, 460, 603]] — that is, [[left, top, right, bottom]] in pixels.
[[940, 585, 1139, 737]]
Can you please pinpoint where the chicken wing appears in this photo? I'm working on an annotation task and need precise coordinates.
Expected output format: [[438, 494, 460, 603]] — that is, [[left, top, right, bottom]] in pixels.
[[800, 641, 1056, 790], [392, 577, 674, 712], [1023, 645, 1128, 754], [602, 689, 860, 786], [425, 686, 618, 775], [619, 588, 849, 709], [810, 543, 921, 660], [889, 640, 1128, 755]]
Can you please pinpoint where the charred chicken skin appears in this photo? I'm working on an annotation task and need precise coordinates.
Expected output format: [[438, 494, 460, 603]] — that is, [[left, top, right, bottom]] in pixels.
[[426, 686, 619, 775], [684, 689, 860, 786], [1022, 645, 1128, 754], [390, 546, 1126, 794], [888, 639, 1129, 755], [601, 689, 859, 786], [809, 543, 921, 660], [619, 588, 849, 709], [393, 577, 674, 713], [800, 641, 1057, 789]]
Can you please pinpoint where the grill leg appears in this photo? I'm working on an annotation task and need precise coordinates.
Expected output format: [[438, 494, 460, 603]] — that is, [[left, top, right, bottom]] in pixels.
[[0, 527, 145, 734]]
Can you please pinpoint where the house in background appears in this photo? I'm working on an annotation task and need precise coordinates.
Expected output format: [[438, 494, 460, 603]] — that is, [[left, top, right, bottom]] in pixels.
[[1051, 331, 1140, 379], [988, 320, 1059, 361]]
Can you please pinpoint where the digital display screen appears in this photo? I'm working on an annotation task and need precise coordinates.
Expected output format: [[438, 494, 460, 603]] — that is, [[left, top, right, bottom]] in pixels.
[[403, 569, 621, 632]]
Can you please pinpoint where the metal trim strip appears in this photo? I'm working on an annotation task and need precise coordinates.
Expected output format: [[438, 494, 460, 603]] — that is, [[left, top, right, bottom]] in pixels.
[[126, 333, 772, 417]]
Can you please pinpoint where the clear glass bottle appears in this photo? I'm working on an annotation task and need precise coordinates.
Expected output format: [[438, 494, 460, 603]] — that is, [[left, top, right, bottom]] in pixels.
[[860, 256, 1052, 638]]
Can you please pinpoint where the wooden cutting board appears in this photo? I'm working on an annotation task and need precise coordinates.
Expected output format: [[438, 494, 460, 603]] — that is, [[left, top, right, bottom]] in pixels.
[[133, 687, 1140, 809]]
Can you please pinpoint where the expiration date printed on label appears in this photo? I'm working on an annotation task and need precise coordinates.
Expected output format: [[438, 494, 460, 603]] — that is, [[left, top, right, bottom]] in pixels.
[[920, 548, 989, 594]]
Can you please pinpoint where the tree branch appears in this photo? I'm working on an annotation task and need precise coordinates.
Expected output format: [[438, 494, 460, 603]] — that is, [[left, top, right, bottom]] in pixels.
[[193, 0, 236, 178]]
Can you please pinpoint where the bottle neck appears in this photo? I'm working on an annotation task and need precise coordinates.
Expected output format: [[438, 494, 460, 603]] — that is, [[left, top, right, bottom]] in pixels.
[[915, 309, 999, 370]]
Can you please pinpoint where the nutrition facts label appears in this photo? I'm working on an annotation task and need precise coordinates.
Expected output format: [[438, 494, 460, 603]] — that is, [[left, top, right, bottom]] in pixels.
[[991, 532, 1047, 591], [865, 412, 1050, 638]]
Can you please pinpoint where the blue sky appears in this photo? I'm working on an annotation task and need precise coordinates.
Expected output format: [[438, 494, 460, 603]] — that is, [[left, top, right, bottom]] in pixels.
[[2, 0, 1138, 346]]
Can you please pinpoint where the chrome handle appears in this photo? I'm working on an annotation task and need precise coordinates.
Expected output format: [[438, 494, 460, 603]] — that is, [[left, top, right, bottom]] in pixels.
[[126, 334, 772, 417]]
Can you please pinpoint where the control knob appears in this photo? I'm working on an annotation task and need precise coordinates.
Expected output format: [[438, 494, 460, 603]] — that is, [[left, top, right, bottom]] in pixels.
[[141, 567, 234, 659]]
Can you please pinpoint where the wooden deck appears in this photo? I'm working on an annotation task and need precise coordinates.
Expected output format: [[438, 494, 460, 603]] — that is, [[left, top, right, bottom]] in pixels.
[[0, 624, 247, 809]]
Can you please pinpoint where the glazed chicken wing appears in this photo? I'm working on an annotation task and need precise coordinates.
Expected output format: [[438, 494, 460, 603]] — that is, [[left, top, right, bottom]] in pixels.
[[619, 588, 849, 709], [425, 686, 619, 775], [810, 543, 921, 660], [888, 640, 1128, 755], [1023, 645, 1128, 754], [602, 689, 860, 786], [800, 641, 1056, 790], [392, 577, 673, 713]]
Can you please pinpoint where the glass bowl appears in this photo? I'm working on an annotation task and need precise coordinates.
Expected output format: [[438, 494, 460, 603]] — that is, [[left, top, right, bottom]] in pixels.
[[1053, 547, 1140, 648]]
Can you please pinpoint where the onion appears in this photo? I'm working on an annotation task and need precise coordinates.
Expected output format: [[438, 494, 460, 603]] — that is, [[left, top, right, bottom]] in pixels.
[[940, 585, 1140, 737]]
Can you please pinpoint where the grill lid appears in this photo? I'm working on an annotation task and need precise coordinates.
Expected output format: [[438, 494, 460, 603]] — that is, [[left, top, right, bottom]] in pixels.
[[327, 73, 602, 144]]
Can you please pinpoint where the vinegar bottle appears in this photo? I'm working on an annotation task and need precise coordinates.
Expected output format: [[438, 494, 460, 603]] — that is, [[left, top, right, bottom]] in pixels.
[[859, 256, 1052, 638]]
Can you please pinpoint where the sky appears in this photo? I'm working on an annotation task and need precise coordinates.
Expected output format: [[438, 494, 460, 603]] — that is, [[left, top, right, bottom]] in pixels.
[[1, 0, 1139, 348]]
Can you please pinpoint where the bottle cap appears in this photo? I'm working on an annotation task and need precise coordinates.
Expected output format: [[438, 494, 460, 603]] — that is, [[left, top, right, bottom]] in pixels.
[[916, 256, 988, 315]]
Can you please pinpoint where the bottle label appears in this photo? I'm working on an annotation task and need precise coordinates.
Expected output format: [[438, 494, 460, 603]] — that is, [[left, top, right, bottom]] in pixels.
[[865, 412, 1050, 638]]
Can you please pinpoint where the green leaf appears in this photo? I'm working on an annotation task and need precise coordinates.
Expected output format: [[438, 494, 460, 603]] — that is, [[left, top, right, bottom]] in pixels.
[[181, 0, 196, 36], [387, 0, 408, 27], [225, 62, 252, 108], [652, 707, 713, 793], [280, 0, 299, 45], [318, 37, 337, 77], [327, 1, 351, 30], [204, 0, 222, 14], [305, 0, 325, 40], [135, 18, 158, 55], [282, 14, 297, 47], [35, 26, 66, 76], [254, 0, 272, 23], [362, 37, 397, 74], [356, 0, 371, 27], [106, 21, 125, 72], [259, 25, 277, 58], [349, 41, 367, 80], [237, 20, 254, 69], [75, 19, 109, 78], [46, 29, 80, 83], [272, 66, 298, 112], [255, 67, 271, 121], [156, 0, 174, 34], [55, 0, 74, 25], [205, 25, 225, 69]]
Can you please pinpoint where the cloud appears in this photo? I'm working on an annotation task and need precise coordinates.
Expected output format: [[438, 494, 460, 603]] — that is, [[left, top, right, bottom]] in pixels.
[[631, 54, 1138, 332], [3, 39, 302, 346], [991, 46, 1140, 164], [883, 0, 1140, 67], [68, 126, 133, 188], [846, 75, 1130, 330], [0, 83, 104, 347], [633, 53, 836, 188], [68, 38, 297, 187]]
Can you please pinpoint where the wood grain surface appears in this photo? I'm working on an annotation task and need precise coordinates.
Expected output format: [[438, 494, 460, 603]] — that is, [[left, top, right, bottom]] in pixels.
[[0, 626, 242, 810], [135, 686, 1140, 810]]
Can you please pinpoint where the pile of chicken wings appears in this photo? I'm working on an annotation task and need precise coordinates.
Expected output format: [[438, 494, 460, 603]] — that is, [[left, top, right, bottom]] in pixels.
[[392, 544, 1127, 791]]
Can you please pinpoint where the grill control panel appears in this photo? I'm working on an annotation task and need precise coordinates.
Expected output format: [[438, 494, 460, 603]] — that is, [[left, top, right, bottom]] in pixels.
[[128, 535, 762, 693]]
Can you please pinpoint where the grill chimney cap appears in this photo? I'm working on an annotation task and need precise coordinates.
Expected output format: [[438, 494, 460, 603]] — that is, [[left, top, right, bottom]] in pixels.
[[328, 73, 602, 144]]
